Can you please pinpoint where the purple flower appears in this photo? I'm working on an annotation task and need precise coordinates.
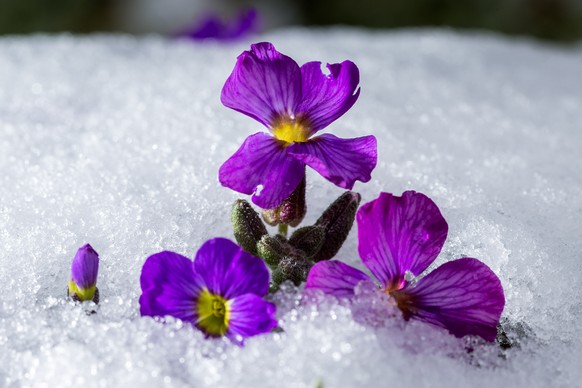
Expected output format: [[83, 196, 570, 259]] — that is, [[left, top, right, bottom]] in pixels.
[[139, 238, 277, 342], [306, 191, 505, 341], [68, 244, 99, 302], [220, 42, 377, 209], [177, 8, 259, 41]]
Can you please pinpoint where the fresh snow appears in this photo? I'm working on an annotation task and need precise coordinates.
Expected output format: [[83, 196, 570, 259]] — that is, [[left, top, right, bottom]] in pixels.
[[0, 28, 581, 387]]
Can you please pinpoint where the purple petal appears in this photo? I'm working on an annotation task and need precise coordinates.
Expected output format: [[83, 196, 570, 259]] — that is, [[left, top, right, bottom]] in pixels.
[[71, 244, 99, 289], [178, 9, 259, 41], [219, 132, 305, 209], [357, 191, 448, 289], [139, 251, 203, 322], [221, 42, 302, 127], [305, 260, 371, 298], [178, 14, 223, 40], [287, 134, 377, 190], [225, 8, 260, 40], [297, 61, 360, 132], [193, 238, 270, 300], [397, 258, 505, 341], [227, 293, 277, 341]]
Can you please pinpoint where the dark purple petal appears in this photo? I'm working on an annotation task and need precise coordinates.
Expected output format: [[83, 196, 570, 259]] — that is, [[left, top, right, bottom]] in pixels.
[[397, 258, 505, 341], [225, 8, 260, 40], [227, 293, 277, 341], [193, 238, 270, 300], [221, 42, 302, 127], [139, 251, 203, 322], [297, 61, 360, 132], [71, 244, 99, 289], [305, 260, 371, 298], [357, 191, 448, 289], [287, 134, 377, 189], [178, 14, 223, 40], [178, 9, 259, 41], [219, 132, 305, 209]]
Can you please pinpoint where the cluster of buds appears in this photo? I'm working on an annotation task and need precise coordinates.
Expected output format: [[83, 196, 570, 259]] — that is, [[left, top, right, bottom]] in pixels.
[[231, 191, 361, 291]]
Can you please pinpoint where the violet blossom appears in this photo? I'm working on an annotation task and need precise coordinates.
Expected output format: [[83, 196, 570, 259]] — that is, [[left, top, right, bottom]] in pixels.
[[306, 191, 505, 341], [139, 238, 277, 342], [219, 42, 377, 209]]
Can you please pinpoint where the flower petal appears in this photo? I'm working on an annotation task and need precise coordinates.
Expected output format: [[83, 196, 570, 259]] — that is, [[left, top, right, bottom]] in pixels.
[[179, 8, 259, 41], [139, 251, 203, 322], [178, 14, 223, 40], [227, 293, 277, 342], [221, 42, 301, 127], [397, 258, 505, 341], [297, 61, 360, 132], [357, 191, 448, 289], [219, 132, 305, 209], [193, 238, 270, 300], [287, 134, 377, 189], [71, 244, 99, 289], [225, 8, 260, 40], [305, 260, 371, 298]]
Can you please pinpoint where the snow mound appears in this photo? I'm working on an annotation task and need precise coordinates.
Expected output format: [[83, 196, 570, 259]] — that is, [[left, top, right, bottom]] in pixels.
[[0, 29, 581, 387]]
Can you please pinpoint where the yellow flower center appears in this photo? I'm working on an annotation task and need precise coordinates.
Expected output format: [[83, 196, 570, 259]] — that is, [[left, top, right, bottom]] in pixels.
[[68, 280, 97, 301], [196, 289, 231, 336], [272, 118, 311, 144]]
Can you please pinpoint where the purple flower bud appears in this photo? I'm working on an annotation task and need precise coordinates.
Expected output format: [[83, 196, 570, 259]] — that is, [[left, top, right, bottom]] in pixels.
[[68, 244, 99, 302], [261, 176, 307, 227], [277, 177, 307, 227]]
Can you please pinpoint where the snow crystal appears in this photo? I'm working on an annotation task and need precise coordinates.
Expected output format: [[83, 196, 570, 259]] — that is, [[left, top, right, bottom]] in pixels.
[[0, 29, 581, 387]]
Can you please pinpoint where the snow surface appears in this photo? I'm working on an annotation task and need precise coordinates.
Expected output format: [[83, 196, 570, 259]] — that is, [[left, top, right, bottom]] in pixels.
[[0, 28, 581, 387]]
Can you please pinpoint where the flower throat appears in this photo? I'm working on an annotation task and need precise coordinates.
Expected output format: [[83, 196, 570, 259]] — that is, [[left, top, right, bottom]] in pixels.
[[197, 289, 231, 336], [272, 117, 311, 144]]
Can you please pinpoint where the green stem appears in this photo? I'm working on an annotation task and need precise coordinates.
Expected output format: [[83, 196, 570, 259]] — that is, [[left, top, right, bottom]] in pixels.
[[278, 223, 288, 237]]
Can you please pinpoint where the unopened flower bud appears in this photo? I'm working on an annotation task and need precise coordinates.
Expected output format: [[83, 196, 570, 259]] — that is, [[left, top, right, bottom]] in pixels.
[[269, 267, 285, 292], [273, 233, 288, 244], [288, 225, 325, 258], [256, 235, 286, 269], [279, 256, 311, 286], [68, 244, 100, 303], [312, 191, 361, 262], [261, 208, 279, 227], [231, 199, 268, 255], [262, 177, 306, 227]]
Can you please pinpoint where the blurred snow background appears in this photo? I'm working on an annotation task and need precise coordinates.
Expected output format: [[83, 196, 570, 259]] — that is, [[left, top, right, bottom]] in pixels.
[[0, 29, 581, 387], [116, 0, 299, 34]]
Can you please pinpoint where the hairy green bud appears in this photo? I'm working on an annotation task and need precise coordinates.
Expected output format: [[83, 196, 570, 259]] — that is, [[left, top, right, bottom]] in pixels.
[[288, 225, 326, 258], [312, 191, 361, 262], [231, 199, 268, 255], [278, 256, 311, 286], [256, 235, 286, 269]]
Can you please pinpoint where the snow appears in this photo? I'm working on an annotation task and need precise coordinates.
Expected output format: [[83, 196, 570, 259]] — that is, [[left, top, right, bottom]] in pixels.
[[1, 28, 581, 387]]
